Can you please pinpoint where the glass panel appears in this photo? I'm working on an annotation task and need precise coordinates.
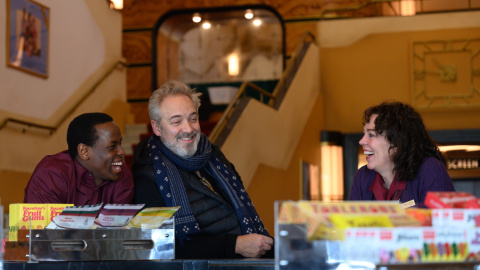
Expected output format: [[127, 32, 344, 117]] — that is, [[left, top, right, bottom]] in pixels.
[[155, 6, 284, 87]]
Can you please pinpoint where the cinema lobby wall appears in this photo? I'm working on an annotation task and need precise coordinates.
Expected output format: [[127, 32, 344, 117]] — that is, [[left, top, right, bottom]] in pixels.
[[0, 0, 130, 210], [255, 10, 480, 233], [0, 0, 479, 236]]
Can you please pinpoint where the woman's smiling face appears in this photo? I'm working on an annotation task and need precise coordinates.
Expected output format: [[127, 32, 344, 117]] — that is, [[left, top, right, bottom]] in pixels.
[[359, 114, 396, 176]]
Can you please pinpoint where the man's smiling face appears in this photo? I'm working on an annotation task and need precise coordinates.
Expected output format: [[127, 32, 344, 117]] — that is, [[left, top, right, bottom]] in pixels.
[[152, 94, 201, 158], [83, 121, 125, 186]]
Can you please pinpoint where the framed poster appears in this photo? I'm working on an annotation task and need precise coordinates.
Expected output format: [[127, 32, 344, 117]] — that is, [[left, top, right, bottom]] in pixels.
[[6, 0, 50, 78]]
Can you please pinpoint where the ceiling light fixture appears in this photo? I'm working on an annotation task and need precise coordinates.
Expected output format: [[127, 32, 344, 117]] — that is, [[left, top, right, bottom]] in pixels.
[[192, 12, 201, 23], [244, 9, 253, 19], [439, 145, 480, 152], [107, 0, 123, 10], [202, 21, 211, 29]]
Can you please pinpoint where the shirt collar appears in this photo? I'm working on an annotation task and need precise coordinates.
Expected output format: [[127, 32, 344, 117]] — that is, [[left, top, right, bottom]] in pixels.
[[369, 172, 406, 201]]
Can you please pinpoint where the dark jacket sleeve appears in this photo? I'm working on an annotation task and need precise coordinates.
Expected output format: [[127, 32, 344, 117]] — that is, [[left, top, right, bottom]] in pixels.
[[132, 137, 251, 259]]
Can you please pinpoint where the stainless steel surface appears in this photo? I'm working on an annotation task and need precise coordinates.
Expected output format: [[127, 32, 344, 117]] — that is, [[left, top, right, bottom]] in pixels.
[[28, 227, 174, 261]]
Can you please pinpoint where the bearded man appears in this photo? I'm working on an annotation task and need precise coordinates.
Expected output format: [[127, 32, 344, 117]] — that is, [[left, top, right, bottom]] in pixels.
[[132, 80, 273, 259]]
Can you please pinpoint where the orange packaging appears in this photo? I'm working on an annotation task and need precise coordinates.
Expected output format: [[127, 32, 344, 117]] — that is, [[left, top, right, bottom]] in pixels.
[[424, 192, 476, 209], [405, 208, 432, 226]]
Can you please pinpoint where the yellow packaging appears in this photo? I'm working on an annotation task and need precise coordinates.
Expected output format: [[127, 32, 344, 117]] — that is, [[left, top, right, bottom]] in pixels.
[[8, 204, 17, 241], [9, 203, 48, 241], [278, 201, 414, 241], [47, 204, 73, 223], [278, 201, 307, 224], [129, 207, 179, 229], [329, 214, 394, 230]]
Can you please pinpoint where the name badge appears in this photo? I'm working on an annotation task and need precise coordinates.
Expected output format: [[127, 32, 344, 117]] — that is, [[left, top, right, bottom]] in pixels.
[[401, 199, 415, 209]]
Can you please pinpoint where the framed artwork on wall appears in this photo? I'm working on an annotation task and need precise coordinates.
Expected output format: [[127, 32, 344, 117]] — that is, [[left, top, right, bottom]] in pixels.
[[6, 0, 50, 78], [411, 39, 480, 110]]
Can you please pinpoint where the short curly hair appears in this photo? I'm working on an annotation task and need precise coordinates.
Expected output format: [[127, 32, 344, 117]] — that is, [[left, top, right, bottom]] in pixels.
[[67, 112, 113, 158], [363, 101, 445, 181]]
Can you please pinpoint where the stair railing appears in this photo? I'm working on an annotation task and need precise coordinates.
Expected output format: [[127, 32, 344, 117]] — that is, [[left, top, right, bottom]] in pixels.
[[208, 31, 316, 143], [0, 61, 127, 134]]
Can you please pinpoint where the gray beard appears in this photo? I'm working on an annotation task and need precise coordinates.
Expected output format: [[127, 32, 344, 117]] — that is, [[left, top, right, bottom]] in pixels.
[[160, 132, 200, 158]]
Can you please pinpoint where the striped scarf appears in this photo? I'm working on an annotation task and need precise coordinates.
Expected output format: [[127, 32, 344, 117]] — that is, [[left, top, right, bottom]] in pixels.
[[148, 134, 269, 241]]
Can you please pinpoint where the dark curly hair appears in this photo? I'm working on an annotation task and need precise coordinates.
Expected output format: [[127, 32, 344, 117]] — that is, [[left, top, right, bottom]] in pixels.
[[67, 112, 113, 158], [362, 101, 445, 181]]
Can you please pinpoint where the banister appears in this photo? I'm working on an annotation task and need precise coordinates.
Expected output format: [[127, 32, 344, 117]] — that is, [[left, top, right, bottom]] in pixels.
[[208, 31, 316, 143], [0, 60, 127, 134]]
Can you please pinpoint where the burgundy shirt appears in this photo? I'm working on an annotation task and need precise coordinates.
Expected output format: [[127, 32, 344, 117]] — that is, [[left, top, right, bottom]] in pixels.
[[369, 173, 407, 201], [24, 150, 133, 205], [350, 157, 455, 207]]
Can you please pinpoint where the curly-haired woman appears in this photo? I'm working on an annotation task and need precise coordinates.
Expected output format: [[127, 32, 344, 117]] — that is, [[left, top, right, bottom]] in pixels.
[[349, 101, 455, 207]]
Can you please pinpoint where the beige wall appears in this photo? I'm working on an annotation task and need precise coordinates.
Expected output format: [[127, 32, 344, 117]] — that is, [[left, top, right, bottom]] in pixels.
[[247, 93, 324, 233], [246, 11, 480, 233], [0, 0, 129, 208], [319, 12, 480, 133]]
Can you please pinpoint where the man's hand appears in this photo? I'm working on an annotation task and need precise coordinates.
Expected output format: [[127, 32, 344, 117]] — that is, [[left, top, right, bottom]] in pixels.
[[235, 234, 273, 258]]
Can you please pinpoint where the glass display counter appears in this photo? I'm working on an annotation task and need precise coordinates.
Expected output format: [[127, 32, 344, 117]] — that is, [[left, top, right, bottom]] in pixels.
[[274, 200, 480, 270]]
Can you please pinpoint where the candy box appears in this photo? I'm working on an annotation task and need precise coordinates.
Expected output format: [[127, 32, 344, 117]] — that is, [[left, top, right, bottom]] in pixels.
[[424, 192, 476, 209], [405, 208, 432, 226], [9, 203, 48, 241], [465, 198, 480, 209], [467, 228, 480, 261], [431, 209, 480, 228], [421, 227, 468, 262]]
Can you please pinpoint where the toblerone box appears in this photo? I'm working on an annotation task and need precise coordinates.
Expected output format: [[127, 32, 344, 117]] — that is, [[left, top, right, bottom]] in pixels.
[[8, 203, 72, 241]]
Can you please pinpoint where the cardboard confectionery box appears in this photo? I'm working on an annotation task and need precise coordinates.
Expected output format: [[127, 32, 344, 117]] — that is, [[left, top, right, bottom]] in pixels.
[[275, 193, 480, 269], [4, 203, 177, 262]]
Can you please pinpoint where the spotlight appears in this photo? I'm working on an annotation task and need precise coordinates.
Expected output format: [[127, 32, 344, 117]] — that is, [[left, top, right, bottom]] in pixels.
[[202, 21, 211, 29], [107, 0, 123, 10], [192, 12, 201, 23], [244, 9, 253, 19]]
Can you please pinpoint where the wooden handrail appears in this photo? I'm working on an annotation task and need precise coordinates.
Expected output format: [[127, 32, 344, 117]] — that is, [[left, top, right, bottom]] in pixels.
[[0, 61, 127, 134], [208, 31, 316, 143]]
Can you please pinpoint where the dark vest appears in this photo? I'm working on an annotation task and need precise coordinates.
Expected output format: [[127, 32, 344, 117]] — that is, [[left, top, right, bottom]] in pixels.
[[132, 138, 241, 236], [179, 169, 241, 236]]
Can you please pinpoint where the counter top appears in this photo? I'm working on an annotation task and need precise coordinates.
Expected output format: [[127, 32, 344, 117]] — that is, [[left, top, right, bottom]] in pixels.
[[3, 260, 480, 270]]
